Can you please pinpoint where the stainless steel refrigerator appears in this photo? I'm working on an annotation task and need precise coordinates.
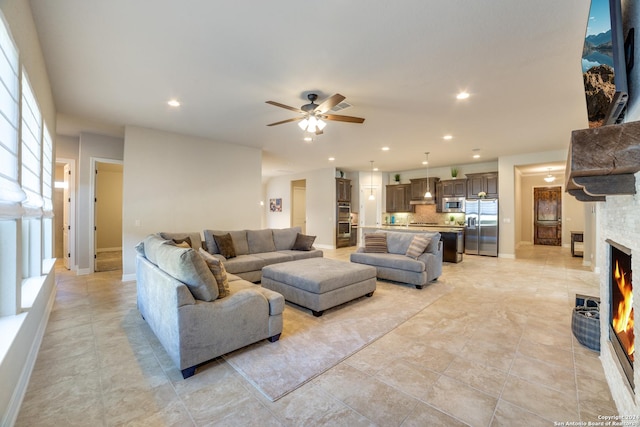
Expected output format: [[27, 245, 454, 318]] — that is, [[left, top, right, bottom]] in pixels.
[[465, 198, 499, 257]]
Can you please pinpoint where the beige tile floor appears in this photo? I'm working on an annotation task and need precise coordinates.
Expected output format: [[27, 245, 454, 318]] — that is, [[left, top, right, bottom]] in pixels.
[[16, 244, 618, 426]]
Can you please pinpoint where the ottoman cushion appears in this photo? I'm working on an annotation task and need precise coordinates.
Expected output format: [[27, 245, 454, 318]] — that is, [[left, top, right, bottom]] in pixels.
[[262, 258, 375, 294]]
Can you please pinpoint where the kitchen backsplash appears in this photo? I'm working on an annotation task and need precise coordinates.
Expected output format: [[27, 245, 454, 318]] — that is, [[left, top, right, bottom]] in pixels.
[[383, 204, 465, 225]]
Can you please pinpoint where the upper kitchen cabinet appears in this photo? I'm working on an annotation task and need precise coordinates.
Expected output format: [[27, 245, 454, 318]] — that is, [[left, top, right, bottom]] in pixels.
[[336, 178, 351, 202], [410, 177, 439, 201], [466, 172, 498, 199], [386, 184, 413, 212], [439, 179, 466, 198]]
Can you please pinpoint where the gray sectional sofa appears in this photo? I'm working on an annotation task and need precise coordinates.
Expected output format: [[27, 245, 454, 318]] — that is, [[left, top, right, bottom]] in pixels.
[[136, 234, 285, 379], [350, 230, 443, 289], [202, 227, 323, 282]]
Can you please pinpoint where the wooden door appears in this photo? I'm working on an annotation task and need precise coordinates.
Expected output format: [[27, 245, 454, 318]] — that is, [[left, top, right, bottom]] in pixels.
[[534, 186, 562, 246]]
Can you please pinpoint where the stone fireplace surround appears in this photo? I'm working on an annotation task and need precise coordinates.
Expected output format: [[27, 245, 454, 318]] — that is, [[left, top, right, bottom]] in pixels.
[[598, 171, 640, 414]]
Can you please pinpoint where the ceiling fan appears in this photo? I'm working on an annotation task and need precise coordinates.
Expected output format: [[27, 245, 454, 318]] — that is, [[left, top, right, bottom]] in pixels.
[[266, 93, 365, 135]]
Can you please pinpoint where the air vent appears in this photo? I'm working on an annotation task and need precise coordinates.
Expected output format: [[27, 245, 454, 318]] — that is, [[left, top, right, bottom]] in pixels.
[[330, 101, 352, 112]]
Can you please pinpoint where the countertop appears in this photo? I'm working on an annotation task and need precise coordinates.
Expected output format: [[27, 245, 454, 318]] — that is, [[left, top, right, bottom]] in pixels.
[[363, 225, 464, 233]]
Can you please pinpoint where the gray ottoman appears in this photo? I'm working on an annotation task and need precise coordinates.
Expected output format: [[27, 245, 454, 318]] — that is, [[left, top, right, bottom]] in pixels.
[[261, 258, 377, 317]]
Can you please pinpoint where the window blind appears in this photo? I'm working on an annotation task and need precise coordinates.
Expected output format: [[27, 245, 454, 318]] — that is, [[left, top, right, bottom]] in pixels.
[[20, 71, 43, 218], [0, 14, 25, 219]]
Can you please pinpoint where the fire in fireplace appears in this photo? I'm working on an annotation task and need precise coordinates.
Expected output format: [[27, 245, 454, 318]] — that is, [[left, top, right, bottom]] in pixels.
[[607, 239, 633, 389]]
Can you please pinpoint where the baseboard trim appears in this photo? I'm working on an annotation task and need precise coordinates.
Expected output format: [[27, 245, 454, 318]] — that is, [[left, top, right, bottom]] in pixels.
[[122, 273, 136, 282], [76, 268, 91, 276]]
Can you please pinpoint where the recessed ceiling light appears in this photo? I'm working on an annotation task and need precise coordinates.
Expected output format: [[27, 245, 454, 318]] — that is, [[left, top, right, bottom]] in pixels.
[[328, 157, 335, 161], [443, 135, 453, 140], [303, 136, 313, 142], [456, 91, 470, 100], [373, 167, 379, 171], [167, 99, 181, 107], [382, 147, 390, 151]]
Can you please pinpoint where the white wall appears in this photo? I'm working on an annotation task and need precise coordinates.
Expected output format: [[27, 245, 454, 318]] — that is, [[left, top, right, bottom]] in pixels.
[[122, 126, 262, 277], [264, 168, 336, 248], [77, 132, 124, 273]]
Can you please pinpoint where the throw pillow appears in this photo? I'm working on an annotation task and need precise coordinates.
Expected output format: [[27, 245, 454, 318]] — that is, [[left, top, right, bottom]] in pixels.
[[364, 233, 388, 253], [155, 244, 218, 301], [172, 236, 192, 248], [405, 235, 432, 259], [213, 233, 236, 259], [292, 233, 316, 251], [198, 248, 230, 298]]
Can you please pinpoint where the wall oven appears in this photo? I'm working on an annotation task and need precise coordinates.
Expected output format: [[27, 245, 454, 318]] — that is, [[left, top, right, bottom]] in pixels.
[[442, 197, 465, 213], [337, 202, 351, 237]]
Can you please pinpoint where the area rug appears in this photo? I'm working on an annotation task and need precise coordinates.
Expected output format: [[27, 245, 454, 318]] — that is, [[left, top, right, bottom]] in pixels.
[[223, 280, 453, 401]]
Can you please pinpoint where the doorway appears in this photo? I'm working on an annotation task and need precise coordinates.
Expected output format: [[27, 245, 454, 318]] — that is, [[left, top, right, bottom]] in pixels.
[[55, 158, 75, 270], [533, 186, 562, 246], [94, 160, 123, 272], [291, 179, 306, 233]]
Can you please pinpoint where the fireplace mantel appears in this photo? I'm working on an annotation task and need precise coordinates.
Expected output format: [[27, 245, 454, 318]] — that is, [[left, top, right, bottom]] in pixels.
[[565, 120, 640, 201]]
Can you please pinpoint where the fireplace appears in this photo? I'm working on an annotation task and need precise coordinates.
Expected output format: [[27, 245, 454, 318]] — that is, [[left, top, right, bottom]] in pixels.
[[608, 239, 634, 389]]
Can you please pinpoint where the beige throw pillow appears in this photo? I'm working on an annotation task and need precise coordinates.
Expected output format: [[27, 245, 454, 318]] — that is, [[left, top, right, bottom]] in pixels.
[[199, 248, 230, 298], [405, 235, 432, 259]]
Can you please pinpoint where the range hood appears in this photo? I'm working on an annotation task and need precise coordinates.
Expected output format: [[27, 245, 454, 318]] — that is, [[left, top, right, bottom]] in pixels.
[[409, 198, 436, 205], [565, 120, 640, 202]]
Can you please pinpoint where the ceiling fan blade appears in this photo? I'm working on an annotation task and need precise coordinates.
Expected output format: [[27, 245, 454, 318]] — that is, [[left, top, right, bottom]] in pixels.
[[323, 114, 365, 124], [266, 117, 304, 126], [266, 100, 304, 113], [316, 93, 346, 113]]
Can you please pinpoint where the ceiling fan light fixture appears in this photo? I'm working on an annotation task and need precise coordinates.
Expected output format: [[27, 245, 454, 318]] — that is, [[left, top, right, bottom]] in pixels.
[[298, 118, 309, 130], [316, 118, 326, 131]]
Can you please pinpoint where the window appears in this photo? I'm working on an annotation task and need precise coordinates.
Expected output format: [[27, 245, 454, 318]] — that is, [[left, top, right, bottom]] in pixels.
[[0, 12, 53, 316]]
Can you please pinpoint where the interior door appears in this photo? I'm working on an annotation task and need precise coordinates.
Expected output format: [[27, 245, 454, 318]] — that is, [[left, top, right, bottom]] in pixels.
[[534, 186, 562, 246], [63, 163, 70, 269]]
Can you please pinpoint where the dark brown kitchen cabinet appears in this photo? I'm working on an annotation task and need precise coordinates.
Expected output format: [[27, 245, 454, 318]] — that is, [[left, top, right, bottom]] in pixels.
[[466, 172, 498, 199], [410, 177, 439, 200], [336, 178, 351, 202], [439, 179, 466, 197], [386, 184, 413, 212]]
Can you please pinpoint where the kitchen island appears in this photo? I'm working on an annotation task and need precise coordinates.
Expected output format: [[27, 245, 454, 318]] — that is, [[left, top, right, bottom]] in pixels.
[[362, 225, 464, 263]]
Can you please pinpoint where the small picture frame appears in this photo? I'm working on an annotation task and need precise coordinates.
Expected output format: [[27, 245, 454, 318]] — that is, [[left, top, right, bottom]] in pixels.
[[269, 198, 282, 212]]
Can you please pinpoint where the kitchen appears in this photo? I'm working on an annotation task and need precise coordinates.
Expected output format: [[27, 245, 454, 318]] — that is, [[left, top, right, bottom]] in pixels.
[[343, 164, 500, 262]]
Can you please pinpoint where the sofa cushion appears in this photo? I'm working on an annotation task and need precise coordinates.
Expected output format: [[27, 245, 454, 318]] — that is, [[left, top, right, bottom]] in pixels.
[[252, 252, 293, 264], [424, 232, 441, 254], [364, 233, 388, 253], [221, 254, 267, 275], [214, 233, 237, 259], [198, 248, 230, 298], [247, 229, 277, 254], [272, 227, 302, 250], [292, 233, 316, 251], [203, 230, 249, 255], [279, 249, 324, 261], [406, 235, 432, 259], [159, 232, 203, 251], [143, 234, 172, 265], [155, 244, 219, 301], [350, 252, 426, 273]]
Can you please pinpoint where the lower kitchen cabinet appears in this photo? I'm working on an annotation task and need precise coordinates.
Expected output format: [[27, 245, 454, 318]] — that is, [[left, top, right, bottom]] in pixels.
[[441, 230, 464, 263]]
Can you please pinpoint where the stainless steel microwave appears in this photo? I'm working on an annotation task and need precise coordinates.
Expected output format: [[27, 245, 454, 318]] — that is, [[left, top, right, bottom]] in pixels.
[[442, 197, 465, 213]]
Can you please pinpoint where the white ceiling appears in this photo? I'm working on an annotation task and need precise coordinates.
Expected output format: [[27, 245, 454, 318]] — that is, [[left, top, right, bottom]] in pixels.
[[29, 0, 591, 177]]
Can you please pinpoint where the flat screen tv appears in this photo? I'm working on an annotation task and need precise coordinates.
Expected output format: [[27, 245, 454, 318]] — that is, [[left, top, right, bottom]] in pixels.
[[582, 0, 631, 127]]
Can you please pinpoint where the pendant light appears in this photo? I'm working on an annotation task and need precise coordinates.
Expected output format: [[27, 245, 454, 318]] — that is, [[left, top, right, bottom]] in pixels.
[[368, 160, 375, 201], [544, 168, 556, 183], [424, 152, 432, 198]]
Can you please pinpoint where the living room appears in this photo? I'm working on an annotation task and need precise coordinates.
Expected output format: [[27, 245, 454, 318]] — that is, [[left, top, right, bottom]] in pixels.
[[1, 0, 640, 425]]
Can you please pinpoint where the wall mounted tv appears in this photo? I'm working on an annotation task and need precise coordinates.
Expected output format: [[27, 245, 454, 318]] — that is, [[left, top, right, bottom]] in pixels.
[[582, 0, 632, 127]]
